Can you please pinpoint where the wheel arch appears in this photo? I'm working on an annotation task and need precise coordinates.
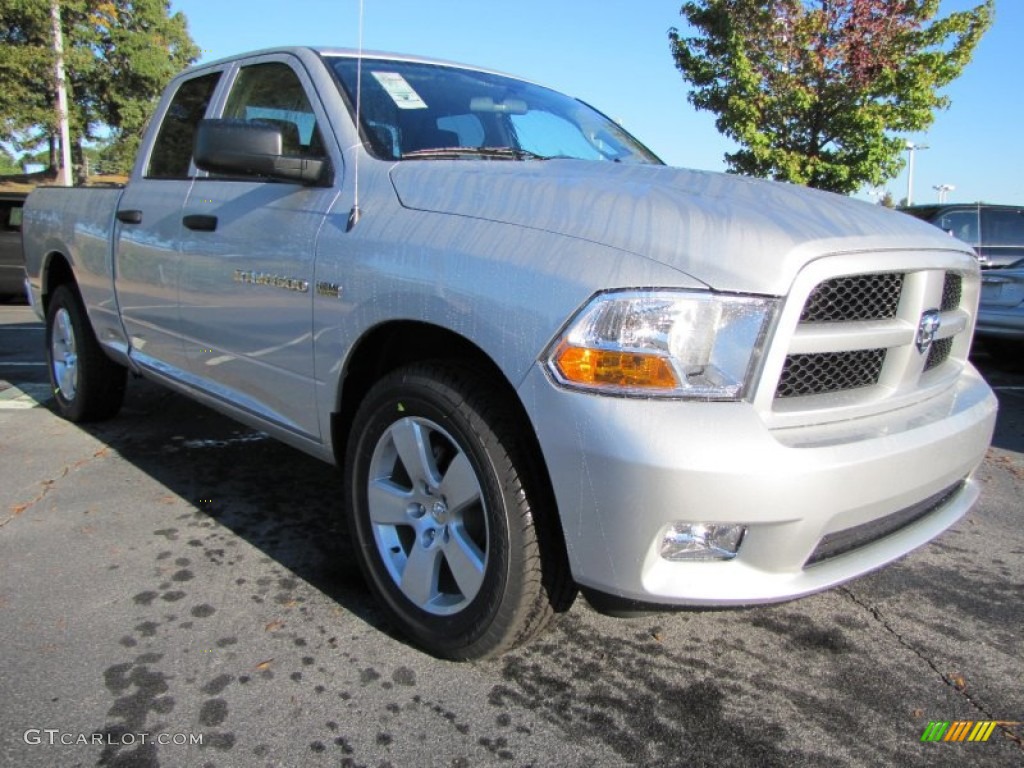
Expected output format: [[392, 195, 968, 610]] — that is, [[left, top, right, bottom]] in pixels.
[[331, 321, 570, 574], [40, 251, 76, 312], [333, 321, 528, 465]]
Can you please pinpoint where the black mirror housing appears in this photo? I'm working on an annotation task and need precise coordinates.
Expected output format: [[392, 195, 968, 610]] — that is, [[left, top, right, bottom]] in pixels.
[[194, 119, 329, 185]]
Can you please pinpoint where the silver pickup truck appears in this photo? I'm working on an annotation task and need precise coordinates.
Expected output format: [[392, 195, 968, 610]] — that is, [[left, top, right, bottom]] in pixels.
[[22, 47, 998, 659]]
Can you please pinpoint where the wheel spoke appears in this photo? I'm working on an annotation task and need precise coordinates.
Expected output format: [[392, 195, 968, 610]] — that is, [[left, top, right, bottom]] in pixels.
[[440, 451, 481, 514], [444, 525, 486, 600], [52, 308, 78, 399], [390, 418, 441, 488], [367, 478, 415, 526], [58, 360, 76, 396], [57, 311, 72, 348], [400, 543, 442, 608]]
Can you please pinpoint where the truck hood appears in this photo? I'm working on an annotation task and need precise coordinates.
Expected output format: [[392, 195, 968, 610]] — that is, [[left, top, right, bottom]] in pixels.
[[389, 161, 969, 295]]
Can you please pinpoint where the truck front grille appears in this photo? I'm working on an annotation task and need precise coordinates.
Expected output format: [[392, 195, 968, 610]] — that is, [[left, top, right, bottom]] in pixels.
[[800, 273, 904, 322], [941, 273, 963, 312], [770, 267, 973, 407], [924, 337, 954, 371], [777, 349, 886, 398]]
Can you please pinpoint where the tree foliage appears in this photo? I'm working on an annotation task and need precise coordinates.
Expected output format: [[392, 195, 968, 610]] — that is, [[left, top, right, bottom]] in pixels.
[[669, 0, 994, 193], [0, 0, 199, 175], [0, 146, 21, 174]]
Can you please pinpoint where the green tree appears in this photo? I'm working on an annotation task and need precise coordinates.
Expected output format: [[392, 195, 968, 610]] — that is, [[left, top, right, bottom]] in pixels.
[[0, 146, 21, 174], [0, 0, 198, 177], [669, 0, 994, 194]]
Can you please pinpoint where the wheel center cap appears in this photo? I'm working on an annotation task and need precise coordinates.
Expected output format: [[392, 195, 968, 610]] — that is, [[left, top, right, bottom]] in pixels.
[[431, 500, 449, 524]]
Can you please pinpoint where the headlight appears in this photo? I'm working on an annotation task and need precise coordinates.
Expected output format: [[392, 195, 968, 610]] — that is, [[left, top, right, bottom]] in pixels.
[[546, 290, 777, 400]]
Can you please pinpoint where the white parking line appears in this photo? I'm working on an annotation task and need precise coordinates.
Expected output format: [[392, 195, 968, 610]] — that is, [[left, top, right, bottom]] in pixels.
[[0, 384, 52, 409]]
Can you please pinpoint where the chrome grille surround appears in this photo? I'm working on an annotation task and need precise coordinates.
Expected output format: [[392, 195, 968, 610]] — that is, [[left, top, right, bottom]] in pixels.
[[753, 251, 981, 428]]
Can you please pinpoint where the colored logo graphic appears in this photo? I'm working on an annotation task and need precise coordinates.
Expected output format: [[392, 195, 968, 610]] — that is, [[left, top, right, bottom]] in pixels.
[[920, 721, 1020, 742]]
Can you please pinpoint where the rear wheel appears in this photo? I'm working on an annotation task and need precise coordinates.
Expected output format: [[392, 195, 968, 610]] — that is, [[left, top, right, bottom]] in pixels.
[[344, 363, 573, 659], [45, 284, 126, 422]]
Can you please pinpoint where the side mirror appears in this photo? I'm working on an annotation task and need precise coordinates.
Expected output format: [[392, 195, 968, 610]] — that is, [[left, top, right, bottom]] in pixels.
[[193, 119, 330, 186]]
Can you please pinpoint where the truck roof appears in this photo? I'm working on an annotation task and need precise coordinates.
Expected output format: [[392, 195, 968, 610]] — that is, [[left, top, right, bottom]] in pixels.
[[184, 45, 524, 84]]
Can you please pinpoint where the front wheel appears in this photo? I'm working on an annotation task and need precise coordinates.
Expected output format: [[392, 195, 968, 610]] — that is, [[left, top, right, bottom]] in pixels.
[[344, 363, 573, 660], [45, 284, 126, 422]]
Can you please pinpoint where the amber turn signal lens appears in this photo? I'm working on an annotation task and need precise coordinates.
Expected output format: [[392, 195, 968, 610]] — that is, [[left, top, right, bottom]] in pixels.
[[553, 343, 679, 389]]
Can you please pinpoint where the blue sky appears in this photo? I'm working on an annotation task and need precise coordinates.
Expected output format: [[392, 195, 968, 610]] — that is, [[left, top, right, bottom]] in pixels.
[[170, 0, 1023, 205]]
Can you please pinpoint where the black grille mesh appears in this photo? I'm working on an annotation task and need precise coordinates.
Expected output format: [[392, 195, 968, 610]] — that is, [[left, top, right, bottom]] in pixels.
[[800, 273, 904, 322], [924, 337, 954, 371], [777, 349, 886, 398], [941, 273, 963, 312], [805, 481, 965, 566]]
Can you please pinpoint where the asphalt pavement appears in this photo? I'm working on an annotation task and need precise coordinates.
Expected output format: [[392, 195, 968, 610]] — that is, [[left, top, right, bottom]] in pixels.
[[1, 301, 1021, 768]]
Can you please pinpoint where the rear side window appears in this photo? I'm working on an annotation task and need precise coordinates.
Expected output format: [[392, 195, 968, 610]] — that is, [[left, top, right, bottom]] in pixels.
[[147, 73, 221, 179], [981, 208, 1024, 247]]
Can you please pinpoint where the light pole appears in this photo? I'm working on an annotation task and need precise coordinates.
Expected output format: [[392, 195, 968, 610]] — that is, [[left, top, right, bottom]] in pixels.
[[905, 141, 929, 206], [933, 184, 955, 203]]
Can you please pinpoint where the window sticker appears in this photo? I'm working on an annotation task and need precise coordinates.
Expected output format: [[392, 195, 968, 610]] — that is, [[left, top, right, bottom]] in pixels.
[[371, 71, 428, 110]]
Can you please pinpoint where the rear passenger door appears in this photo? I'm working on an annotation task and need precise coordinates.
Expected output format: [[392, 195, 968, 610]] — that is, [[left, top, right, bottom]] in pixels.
[[115, 71, 222, 375], [177, 55, 338, 439]]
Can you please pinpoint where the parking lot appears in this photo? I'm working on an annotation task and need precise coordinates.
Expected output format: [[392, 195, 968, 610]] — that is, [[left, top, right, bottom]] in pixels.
[[1, 301, 1021, 767]]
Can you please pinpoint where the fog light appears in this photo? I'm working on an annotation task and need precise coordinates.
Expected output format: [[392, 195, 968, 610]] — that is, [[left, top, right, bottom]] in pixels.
[[661, 523, 746, 561]]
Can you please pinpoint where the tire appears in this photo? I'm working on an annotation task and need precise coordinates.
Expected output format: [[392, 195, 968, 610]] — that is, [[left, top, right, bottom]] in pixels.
[[344, 363, 574, 660], [45, 284, 126, 422]]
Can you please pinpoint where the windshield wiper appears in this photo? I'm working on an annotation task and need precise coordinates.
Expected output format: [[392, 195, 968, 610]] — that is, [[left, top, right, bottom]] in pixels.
[[400, 146, 549, 161]]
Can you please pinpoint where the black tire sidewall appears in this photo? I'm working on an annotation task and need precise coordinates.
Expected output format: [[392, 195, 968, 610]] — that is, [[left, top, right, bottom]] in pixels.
[[44, 284, 125, 422], [45, 285, 88, 421], [345, 367, 526, 658]]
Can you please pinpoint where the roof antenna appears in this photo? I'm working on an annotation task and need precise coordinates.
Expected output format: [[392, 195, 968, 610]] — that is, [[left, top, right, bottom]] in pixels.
[[347, 0, 365, 232]]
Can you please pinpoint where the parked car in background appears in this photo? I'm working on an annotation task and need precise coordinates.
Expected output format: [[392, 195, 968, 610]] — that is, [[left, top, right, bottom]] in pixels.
[[977, 256, 1024, 348], [901, 203, 1024, 269], [0, 192, 27, 301]]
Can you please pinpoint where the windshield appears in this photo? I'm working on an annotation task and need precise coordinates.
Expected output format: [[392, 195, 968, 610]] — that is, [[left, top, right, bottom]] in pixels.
[[327, 56, 661, 165]]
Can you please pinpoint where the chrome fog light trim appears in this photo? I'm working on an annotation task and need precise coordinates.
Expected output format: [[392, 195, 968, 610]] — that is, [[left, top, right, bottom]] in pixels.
[[661, 523, 746, 561]]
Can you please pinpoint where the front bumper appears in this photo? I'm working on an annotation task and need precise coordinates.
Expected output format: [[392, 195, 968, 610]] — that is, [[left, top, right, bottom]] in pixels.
[[518, 363, 997, 605]]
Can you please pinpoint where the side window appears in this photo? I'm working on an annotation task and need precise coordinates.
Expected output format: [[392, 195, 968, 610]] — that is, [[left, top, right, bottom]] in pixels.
[[980, 208, 1024, 247], [2, 201, 24, 231], [147, 73, 221, 179], [222, 62, 325, 159], [936, 209, 979, 246]]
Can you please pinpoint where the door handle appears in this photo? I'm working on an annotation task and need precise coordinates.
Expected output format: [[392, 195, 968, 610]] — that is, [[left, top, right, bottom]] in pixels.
[[183, 214, 218, 232], [116, 209, 143, 224]]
